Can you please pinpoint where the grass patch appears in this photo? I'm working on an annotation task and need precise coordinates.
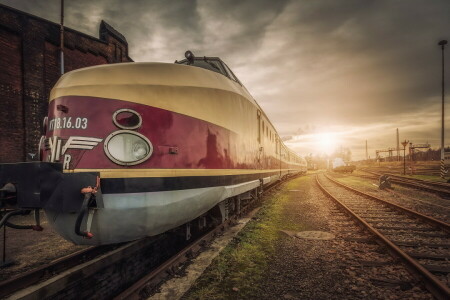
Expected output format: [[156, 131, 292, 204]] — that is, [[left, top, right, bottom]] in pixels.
[[183, 177, 308, 300], [404, 174, 447, 182], [335, 176, 378, 190]]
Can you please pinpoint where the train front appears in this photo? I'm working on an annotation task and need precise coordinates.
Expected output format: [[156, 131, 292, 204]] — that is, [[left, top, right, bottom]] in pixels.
[[40, 83, 155, 245], [37, 63, 189, 245], [0, 54, 256, 245]]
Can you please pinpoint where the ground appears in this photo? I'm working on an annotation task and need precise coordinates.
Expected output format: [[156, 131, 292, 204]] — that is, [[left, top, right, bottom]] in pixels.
[[0, 173, 442, 299], [182, 174, 432, 300]]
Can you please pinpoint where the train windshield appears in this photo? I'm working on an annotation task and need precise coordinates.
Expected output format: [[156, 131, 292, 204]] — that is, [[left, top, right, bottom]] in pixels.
[[175, 55, 241, 84], [177, 58, 226, 75]]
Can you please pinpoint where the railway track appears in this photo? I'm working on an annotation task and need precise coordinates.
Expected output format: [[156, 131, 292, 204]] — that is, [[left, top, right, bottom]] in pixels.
[[1, 175, 294, 300], [316, 173, 450, 300], [0, 244, 118, 298], [361, 170, 450, 198], [340, 172, 450, 214]]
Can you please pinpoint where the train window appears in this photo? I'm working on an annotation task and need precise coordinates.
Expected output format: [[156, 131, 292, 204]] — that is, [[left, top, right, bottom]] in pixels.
[[113, 109, 142, 130], [176, 53, 242, 84], [178, 58, 227, 76], [222, 62, 241, 83]]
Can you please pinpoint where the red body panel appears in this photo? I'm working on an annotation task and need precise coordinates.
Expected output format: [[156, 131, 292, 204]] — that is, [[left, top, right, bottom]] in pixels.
[[44, 96, 303, 172]]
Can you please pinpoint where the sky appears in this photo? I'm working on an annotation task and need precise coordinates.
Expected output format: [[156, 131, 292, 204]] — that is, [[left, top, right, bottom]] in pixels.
[[2, 0, 449, 160]]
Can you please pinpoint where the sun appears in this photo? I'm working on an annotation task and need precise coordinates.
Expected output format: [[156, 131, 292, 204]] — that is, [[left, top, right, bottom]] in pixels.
[[316, 132, 337, 154]]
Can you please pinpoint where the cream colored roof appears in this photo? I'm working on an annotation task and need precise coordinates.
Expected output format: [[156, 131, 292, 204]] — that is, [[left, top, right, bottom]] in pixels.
[[51, 62, 256, 104]]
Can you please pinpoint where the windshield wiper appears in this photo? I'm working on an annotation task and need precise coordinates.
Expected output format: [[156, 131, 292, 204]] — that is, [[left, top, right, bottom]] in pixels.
[[203, 57, 220, 71]]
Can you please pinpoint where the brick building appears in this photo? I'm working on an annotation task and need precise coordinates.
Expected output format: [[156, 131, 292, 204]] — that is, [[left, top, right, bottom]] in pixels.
[[0, 4, 133, 163]]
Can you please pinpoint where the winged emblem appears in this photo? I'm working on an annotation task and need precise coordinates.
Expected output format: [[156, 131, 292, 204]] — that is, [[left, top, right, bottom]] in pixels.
[[62, 136, 103, 154]]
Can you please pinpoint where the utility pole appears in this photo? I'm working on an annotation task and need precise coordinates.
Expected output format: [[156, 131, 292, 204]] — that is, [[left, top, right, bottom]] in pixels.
[[439, 40, 447, 178], [396, 128, 400, 161], [60, 0, 65, 75], [365, 140, 368, 161], [401, 140, 409, 175]]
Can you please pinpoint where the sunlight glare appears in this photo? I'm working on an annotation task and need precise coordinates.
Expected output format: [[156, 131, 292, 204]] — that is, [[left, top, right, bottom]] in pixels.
[[317, 132, 337, 154]]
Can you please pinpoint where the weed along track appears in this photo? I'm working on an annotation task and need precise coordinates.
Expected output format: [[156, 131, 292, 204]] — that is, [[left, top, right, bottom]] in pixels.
[[317, 173, 450, 300]]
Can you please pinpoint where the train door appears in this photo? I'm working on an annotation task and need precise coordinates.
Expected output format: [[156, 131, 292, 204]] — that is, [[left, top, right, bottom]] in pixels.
[[278, 138, 281, 177], [257, 110, 263, 169]]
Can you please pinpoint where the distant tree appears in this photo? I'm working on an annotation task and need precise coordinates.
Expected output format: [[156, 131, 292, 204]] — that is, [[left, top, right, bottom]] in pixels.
[[331, 146, 352, 162]]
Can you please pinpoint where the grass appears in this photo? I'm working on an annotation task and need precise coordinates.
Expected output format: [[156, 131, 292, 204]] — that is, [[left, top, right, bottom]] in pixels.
[[402, 174, 448, 182], [183, 177, 307, 300], [334, 175, 378, 190]]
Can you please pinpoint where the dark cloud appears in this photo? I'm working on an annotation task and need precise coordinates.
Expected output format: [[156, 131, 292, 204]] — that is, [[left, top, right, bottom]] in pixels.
[[1, 0, 449, 159]]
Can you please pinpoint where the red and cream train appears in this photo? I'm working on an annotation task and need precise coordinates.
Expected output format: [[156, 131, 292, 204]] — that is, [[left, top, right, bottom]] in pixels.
[[0, 51, 306, 245]]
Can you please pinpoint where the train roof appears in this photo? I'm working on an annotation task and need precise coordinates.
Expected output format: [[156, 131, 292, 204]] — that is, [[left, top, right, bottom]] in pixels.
[[51, 62, 255, 104]]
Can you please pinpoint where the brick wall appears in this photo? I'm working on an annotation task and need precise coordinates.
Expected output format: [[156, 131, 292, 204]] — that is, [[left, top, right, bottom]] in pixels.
[[0, 4, 132, 163], [0, 27, 23, 162]]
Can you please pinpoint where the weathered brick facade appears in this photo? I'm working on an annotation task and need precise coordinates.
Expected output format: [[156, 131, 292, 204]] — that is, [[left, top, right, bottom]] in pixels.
[[0, 4, 132, 162]]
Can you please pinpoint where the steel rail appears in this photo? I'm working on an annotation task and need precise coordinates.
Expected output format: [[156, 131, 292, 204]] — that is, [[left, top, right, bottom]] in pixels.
[[114, 216, 236, 300], [0, 244, 116, 298], [324, 174, 450, 234], [353, 171, 450, 199], [3, 236, 162, 300], [362, 170, 450, 193], [316, 175, 450, 300], [385, 187, 450, 212]]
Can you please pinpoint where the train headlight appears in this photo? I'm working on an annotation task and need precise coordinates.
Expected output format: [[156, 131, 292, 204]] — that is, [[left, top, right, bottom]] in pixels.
[[132, 141, 148, 160], [104, 130, 153, 165]]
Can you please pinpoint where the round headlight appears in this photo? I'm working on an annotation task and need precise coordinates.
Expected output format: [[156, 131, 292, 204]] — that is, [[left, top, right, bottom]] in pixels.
[[113, 109, 142, 130], [104, 130, 153, 165]]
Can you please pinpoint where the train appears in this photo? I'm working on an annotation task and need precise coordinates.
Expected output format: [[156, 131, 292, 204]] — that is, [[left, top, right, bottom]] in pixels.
[[0, 51, 307, 245]]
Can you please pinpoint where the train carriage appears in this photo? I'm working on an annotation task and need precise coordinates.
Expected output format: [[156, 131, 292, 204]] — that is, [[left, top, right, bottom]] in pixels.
[[0, 51, 306, 245]]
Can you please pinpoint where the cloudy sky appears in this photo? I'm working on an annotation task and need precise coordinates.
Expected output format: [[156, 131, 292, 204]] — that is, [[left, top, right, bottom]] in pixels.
[[2, 0, 449, 160]]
